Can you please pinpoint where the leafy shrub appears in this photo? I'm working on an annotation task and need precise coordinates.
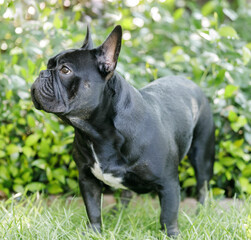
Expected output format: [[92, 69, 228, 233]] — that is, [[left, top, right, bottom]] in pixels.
[[0, 0, 250, 198]]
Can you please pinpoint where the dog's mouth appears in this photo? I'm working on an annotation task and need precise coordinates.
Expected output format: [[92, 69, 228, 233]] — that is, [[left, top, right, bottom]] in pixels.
[[31, 87, 42, 110]]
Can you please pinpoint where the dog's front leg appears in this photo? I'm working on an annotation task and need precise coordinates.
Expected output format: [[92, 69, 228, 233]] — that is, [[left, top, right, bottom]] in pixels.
[[79, 173, 102, 233], [158, 177, 180, 237]]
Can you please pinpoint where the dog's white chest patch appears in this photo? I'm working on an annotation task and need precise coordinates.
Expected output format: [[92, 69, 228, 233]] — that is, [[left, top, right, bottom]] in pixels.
[[90, 143, 127, 189]]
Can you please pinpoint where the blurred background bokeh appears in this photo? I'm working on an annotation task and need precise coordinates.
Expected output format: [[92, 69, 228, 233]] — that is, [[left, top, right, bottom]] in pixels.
[[0, 0, 250, 199]]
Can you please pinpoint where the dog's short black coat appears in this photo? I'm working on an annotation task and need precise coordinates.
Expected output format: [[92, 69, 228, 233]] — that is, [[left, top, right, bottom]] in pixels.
[[31, 25, 215, 236]]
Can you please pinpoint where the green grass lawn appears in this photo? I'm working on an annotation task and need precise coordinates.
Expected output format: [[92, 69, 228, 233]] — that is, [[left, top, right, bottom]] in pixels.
[[0, 193, 250, 239]]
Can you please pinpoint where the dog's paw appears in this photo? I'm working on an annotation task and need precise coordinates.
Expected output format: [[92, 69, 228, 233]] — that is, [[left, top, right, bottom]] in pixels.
[[161, 226, 180, 238], [82, 223, 101, 236], [167, 230, 179, 238]]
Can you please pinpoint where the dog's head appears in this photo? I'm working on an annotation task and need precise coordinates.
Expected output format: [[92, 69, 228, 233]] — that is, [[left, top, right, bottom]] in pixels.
[[31, 25, 122, 119]]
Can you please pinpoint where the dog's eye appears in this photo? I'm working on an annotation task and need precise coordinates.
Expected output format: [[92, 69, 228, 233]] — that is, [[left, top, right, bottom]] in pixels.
[[60, 66, 71, 75]]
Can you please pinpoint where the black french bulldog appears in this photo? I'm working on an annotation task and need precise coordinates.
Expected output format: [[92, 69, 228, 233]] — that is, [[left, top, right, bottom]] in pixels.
[[31, 25, 215, 236]]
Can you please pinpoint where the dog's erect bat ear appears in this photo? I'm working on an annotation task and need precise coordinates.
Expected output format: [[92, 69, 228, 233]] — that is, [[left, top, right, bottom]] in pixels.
[[95, 25, 122, 78], [81, 24, 93, 50]]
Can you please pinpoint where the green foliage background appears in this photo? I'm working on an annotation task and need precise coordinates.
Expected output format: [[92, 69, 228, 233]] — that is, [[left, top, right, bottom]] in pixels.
[[0, 0, 250, 198]]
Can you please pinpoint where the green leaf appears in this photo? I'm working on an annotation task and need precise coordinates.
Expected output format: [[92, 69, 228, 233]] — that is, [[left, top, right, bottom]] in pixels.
[[228, 110, 238, 122], [231, 116, 247, 132], [164, 0, 175, 12], [245, 42, 251, 50], [51, 145, 64, 154], [183, 178, 196, 187], [6, 144, 20, 155], [218, 26, 239, 39], [242, 46, 251, 65], [236, 159, 246, 171], [234, 139, 244, 148], [213, 187, 225, 196], [0, 150, 5, 158], [53, 168, 67, 184], [46, 167, 53, 182], [214, 162, 224, 174], [120, 17, 133, 30], [48, 182, 63, 194], [187, 167, 195, 176], [25, 134, 40, 147], [18, 118, 26, 125], [202, 1, 217, 16], [173, 8, 184, 20], [20, 67, 27, 79], [27, 115, 36, 128], [163, 52, 172, 64], [215, 69, 226, 86], [32, 159, 48, 170], [67, 178, 78, 190], [22, 172, 32, 183], [220, 157, 236, 167], [53, 13, 62, 29], [0, 166, 10, 180], [13, 184, 24, 193], [225, 171, 232, 180], [28, 59, 36, 75], [239, 177, 251, 194], [74, 11, 81, 22], [38, 139, 51, 157], [242, 165, 251, 177], [190, 58, 203, 80], [22, 146, 35, 158], [62, 154, 70, 164], [6, 90, 12, 100], [41, 7, 52, 17], [14, 178, 24, 185], [237, 116, 247, 127], [9, 165, 19, 177], [26, 182, 46, 192], [224, 85, 238, 98]]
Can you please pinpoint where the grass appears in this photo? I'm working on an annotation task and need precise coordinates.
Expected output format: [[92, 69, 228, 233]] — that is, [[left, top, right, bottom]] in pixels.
[[0, 193, 250, 240]]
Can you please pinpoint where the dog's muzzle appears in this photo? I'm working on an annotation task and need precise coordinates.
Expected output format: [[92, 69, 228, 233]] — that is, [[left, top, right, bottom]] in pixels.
[[31, 70, 54, 110], [31, 70, 68, 114]]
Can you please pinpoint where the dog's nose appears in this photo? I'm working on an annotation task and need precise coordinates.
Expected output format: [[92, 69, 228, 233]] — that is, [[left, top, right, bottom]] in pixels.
[[40, 70, 51, 78]]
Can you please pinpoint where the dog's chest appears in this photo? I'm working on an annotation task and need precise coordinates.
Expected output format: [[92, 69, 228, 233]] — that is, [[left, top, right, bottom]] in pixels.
[[90, 143, 127, 189]]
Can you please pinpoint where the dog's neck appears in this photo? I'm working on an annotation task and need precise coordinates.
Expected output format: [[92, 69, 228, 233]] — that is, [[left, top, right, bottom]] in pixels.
[[68, 72, 146, 143]]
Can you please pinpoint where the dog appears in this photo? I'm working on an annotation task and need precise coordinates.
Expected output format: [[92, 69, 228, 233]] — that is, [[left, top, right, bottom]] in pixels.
[[31, 25, 215, 236]]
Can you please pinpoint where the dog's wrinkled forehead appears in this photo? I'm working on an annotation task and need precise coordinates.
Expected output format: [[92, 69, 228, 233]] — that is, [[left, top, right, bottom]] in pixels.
[[47, 49, 74, 69], [47, 49, 92, 69]]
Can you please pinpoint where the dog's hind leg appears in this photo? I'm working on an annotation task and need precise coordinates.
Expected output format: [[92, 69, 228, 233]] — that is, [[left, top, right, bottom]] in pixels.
[[111, 190, 133, 214], [120, 190, 133, 207], [188, 107, 215, 204]]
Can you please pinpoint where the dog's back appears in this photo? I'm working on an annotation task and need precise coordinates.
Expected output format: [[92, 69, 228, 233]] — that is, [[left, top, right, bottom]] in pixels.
[[139, 76, 210, 156], [140, 76, 208, 128], [140, 76, 215, 202]]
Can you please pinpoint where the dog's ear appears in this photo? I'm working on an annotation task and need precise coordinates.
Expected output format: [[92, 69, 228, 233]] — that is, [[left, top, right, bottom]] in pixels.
[[81, 24, 93, 50], [95, 25, 122, 78]]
